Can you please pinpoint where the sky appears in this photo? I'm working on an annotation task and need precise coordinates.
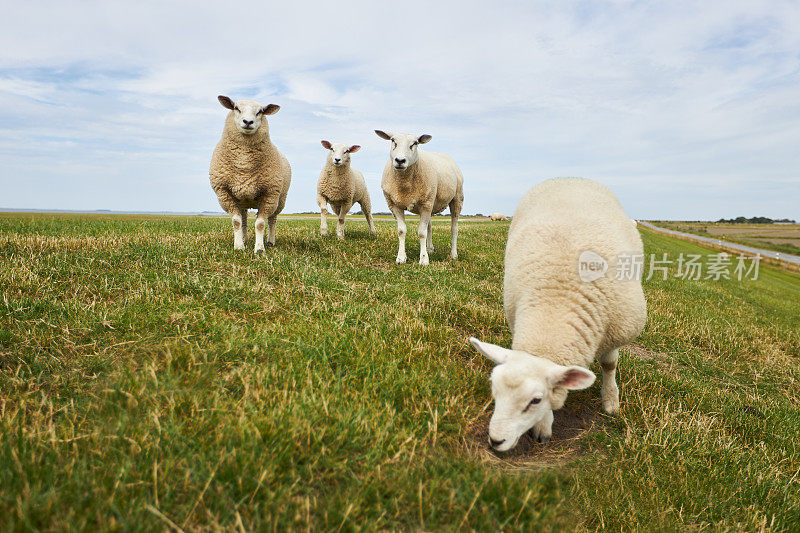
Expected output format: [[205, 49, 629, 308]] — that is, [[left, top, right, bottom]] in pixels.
[[0, 0, 798, 220]]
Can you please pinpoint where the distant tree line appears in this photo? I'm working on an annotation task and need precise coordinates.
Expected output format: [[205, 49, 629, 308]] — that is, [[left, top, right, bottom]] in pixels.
[[716, 216, 796, 224]]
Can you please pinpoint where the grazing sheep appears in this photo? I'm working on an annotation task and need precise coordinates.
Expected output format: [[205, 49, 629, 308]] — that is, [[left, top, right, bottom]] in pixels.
[[374, 130, 464, 265], [469, 178, 647, 452], [316, 140, 376, 239], [209, 95, 292, 253], [490, 213, 510, 221]]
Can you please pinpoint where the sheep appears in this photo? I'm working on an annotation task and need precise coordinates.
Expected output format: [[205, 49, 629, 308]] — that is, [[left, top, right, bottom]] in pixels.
[[468, 177, 647, 452], [316, 140, 376, 239], [209, 95, 292, 253], [490, 213, 510, 221], [374, 130, 464, 265]]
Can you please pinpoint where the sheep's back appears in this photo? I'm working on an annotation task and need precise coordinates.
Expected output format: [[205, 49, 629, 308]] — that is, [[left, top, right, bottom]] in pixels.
[[503, 178, 646, 359]]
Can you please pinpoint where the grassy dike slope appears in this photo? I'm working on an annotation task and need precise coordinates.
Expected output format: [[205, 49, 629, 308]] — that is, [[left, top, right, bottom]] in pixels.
[[1, 213, 798, 531]]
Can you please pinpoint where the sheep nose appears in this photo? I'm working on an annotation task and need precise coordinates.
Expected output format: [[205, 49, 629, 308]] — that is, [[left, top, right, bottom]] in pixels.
[[242, 119, 254, 126], [334, 158, 341, 163], [395, 158, 406, 165], [489, 437, 505, 448]]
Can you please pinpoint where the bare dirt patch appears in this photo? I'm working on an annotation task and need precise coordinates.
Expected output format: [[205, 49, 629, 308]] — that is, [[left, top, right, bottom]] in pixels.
[[464, 391, 607, 468], [623, 344, 678, 373]]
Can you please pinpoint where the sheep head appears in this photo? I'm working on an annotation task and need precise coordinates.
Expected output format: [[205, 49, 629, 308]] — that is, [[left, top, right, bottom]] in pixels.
[[374, 130, 431, 171], [218, 95, 279, 136], [468, 337, 595, 452], [321, 140, 360, 167]]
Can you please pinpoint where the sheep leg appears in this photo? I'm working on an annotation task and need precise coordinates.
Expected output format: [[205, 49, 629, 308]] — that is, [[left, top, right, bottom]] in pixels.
[[214, 187, 245, 250], [360, 197, 376, 235], [232, 208, 247, 250], [267, 215, 277, 246], [600, 348, 620, 413], [337, 202, 351, 241], [426, 220, 434, 254], [531, 409, 553, 443], [253, 214, 267, 254], [389, 205, 407, 264], [417, 211, 432, 265], [317, 194, 329, 236], [448, 199, 461, 260], [240, 210, 248, 244]]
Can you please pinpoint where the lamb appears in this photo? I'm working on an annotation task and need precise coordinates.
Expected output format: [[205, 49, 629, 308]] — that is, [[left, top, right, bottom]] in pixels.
[[374, 130, 464, 265], [316, 140, 376, 239], [209, 95, 292, 253], [469, 178, 647, 452], [490, 213, 510, 221]]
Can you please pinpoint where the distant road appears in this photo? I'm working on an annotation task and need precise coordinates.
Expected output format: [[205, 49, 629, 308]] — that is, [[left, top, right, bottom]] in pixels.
[[639, 221, 800, 267]]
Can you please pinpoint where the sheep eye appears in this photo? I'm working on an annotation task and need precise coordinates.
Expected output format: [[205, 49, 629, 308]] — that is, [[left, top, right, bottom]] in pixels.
[[522, 398, 542, 413]]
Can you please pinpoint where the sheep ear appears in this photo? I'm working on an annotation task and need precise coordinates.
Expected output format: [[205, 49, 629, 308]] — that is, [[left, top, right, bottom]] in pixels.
[[262, 104, 280, 115], [418, 134, 432, 144], [218, 95, 235, 110], [321, 140, 332, 150], [468, 337, 512, 365], [375, 130, 392, 141], [549, 365, 596, 390], [347, 145, 360, 153]]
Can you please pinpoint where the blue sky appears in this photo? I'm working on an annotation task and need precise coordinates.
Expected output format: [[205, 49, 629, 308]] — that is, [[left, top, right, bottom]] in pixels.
[[0, 0, 798, 220]]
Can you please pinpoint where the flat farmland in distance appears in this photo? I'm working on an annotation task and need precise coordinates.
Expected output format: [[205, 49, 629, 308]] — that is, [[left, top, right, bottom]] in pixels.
[[655, 221, 800, 256]]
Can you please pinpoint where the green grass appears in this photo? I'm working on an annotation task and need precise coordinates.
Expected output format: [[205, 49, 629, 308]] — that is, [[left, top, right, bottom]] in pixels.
[[1, 212, 798, 531]]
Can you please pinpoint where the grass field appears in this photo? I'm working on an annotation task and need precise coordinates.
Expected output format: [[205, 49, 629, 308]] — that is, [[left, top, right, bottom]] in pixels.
[[1, 213, 799, 531], [653, 221, 800, 256]]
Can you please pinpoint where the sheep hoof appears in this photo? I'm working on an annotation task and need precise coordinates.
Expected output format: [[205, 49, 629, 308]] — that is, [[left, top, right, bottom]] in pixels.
[[419, 256, 430, 266], [603, 399, 620, 414], [320, 229, 328, 236], [536, 434, 551, 444], [234, 243, 245, 250], [254, 246, 265, 254], [396, 256, 407, 264]]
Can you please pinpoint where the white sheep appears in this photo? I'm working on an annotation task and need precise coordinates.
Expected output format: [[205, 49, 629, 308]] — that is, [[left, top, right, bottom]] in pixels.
[[316, 141, 376, 239], [374, 130, 464, 265], [469, 177, 647, 452], [490, 213, 510, 221], [209, 95, 292, 253]]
